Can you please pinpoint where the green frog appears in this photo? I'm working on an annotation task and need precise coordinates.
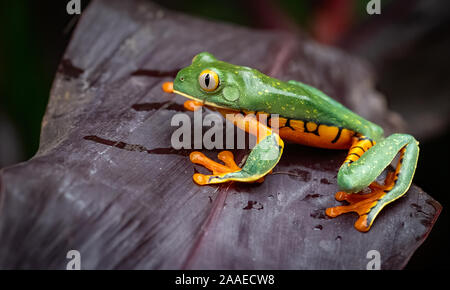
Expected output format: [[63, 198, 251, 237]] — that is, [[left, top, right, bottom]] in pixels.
[[162, 52, 419, 232]]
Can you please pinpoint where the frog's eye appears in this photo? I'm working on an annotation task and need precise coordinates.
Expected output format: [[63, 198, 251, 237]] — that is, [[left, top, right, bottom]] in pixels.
[[198, 69, 219, 92]]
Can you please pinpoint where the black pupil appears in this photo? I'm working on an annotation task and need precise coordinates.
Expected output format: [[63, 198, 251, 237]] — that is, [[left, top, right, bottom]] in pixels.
[[205, 74, 210, 87]]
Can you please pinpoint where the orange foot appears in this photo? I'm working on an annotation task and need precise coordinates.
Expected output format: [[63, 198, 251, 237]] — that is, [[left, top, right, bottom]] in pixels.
[[190, 151, 241, 185], [190, 151, 265, 185], [325, 171, 396, 232]]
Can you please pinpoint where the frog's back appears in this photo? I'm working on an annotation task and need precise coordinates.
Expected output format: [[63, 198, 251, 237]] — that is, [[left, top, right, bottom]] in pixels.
[[245, 77, 384, 149], [291, 80, 382, 137]]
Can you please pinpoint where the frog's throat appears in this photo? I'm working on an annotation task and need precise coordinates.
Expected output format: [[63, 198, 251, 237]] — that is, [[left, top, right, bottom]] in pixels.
[[173, 89, 234, 111]]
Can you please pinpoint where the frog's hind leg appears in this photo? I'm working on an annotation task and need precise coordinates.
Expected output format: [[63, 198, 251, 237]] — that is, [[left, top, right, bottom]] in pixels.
[[327, 160, 402, 231], [190, 113, 284, 185], [326, 134, 419, 232]]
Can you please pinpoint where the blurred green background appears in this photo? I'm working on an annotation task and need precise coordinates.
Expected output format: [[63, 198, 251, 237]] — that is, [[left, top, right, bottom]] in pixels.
[[0, 0, 449, 269]]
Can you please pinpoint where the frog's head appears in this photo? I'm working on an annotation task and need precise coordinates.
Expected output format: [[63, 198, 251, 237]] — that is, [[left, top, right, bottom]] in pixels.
[[173, 52, 250, 111]]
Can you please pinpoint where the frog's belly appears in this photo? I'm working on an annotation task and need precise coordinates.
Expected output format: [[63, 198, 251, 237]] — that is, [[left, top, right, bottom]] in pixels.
[[270, 117, 355, 150]]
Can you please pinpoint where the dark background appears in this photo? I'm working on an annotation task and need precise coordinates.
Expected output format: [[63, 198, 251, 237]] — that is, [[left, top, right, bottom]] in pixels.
[[0, 0, 448, 269]]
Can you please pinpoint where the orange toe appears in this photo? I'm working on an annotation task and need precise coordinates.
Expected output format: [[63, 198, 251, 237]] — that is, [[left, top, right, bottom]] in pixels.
[[193, 173, 209, 185], [325, 207, 340, 218], [184, 100, 202, 111], [162, 81, 174, 93], [217, 151, 240, 171], [335, 191, 348, 201], [354, 215, 370, 232]]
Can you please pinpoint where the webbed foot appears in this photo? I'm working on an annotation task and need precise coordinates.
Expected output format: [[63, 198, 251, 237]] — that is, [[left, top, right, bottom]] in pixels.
[[328, 134, 419, 232], [190, 151, 266, 185], [190, 151, 240, 185], [326, 171, 396, 232]]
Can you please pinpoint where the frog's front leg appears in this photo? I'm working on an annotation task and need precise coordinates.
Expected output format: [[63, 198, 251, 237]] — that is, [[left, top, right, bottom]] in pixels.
[[326, 134, 419, 232], [191, 113, 284, 185]]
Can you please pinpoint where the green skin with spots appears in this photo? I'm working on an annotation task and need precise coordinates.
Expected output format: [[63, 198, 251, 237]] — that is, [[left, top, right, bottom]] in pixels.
[[173, 52, 419, 230], [176, 53, 384, 139]]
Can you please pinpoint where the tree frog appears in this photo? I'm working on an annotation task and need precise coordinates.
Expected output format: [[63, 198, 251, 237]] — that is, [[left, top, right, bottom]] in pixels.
[[162, 52, 419, 232]]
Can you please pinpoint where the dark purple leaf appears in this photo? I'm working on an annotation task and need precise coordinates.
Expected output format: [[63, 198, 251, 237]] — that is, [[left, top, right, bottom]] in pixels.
[[0, 0, 441, 269]]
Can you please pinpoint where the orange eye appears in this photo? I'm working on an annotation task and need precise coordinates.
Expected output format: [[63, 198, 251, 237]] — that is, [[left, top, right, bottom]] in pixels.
[[198, 69, 219, 92]]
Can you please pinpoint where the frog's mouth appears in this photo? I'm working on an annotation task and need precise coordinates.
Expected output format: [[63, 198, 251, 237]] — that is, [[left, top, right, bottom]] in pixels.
[[163, 81, 237, 111]]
